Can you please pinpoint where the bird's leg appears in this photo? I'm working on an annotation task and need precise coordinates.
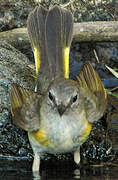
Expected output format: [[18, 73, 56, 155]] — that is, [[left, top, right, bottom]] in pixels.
[[74, 147, 80, 165], [74, 148, 81, 178], [32, 152, 41, 178], [34, 76, 39, 93]]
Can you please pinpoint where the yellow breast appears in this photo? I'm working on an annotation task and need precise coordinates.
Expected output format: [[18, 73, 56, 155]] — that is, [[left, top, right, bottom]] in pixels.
[[31, 128, 50, 146], [79, 122, 92, 145], [29, 121, 92, 151]]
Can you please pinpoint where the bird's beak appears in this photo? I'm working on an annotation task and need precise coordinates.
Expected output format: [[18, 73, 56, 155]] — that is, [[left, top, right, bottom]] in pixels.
[[57, 104, 66, 116]]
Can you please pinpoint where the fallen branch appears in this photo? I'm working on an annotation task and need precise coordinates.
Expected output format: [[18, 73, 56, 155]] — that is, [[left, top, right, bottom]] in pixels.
[[0, 28, 29, 49], [0, 21, 118, 48], [73, 21, 118, 42]]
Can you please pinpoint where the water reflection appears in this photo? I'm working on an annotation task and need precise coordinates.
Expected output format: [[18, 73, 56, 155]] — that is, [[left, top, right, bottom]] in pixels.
[[0, 161, 118, 180]]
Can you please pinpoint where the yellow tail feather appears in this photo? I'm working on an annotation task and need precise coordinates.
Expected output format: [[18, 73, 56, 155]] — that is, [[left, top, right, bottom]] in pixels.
[[63, 47, 70, 79]]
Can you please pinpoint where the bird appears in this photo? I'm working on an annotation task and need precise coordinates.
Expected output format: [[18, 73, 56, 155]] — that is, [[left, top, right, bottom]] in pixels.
[[10, 5, 107, 174]]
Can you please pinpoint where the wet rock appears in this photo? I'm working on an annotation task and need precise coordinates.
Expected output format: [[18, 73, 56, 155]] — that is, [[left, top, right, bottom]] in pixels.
[[81, 120, 112, 164], [0, 1, 34, 32], [96, 42, 118, 64], [106, 98, 118, 152], [0, 41, 34, 88], [0, 0, 116, 33], [0, 41, 34, 158], [72, 42, 118, 67]]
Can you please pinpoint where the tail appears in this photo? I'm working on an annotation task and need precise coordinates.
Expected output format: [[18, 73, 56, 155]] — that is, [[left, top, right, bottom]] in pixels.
[[27, 5, 73, 79]]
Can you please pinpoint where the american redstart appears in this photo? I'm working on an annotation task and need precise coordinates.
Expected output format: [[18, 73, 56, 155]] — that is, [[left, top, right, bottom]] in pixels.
[[11, 5, 107, 174]]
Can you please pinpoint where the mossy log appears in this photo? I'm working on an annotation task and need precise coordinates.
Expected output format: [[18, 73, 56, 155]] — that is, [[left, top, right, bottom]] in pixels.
[[0, 28, 29, 49], [73, 21, 118, 42], [0, 21, 118, 49]]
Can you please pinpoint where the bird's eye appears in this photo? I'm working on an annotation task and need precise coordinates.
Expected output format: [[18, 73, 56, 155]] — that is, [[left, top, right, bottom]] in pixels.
[[73, 94, 77, 103], [49, 91, 54, 101]]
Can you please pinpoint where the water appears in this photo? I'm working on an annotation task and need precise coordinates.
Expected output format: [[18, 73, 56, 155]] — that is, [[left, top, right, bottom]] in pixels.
[[0, 160, 118, 180]]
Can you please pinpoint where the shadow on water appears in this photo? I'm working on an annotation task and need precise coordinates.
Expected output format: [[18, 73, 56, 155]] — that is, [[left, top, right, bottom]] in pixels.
[[0, 159, 118, 180]]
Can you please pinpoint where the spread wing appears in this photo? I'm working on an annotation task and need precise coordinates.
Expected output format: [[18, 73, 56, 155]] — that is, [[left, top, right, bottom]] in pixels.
[[75, 61, 107, 123], [11, 83, 40, 131]]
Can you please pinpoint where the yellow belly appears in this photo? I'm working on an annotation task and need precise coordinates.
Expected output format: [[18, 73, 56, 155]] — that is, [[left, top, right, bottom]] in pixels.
[[78, 122, 92, 145], [29, 121, 92, 150], [31, 128, 50, 146]]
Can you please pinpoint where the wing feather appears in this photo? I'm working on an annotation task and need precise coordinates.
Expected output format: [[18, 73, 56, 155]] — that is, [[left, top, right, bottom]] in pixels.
[[75, 62, 107, 123], [11, 83, 40, 131]]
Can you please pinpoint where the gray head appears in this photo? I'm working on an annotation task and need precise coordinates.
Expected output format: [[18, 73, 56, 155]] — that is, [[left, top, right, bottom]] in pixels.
[[45, 78, 79, 116]]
